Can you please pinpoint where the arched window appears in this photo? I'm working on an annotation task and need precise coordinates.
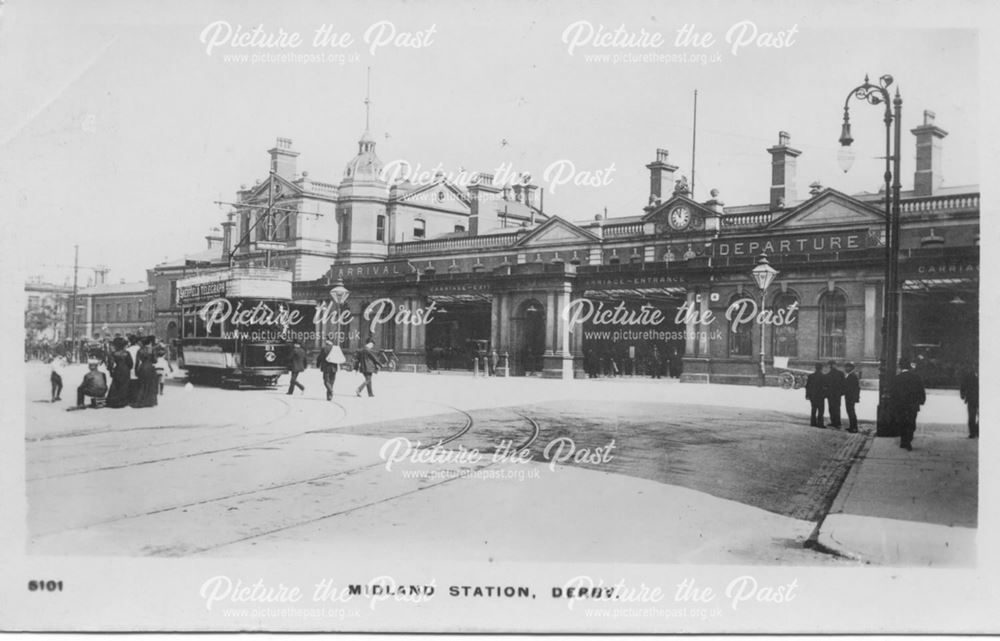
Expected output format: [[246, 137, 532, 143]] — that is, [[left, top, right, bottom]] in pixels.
[[818, 290, 847, 358], [727, 293, 754, 357], [771, 292, 799, 357], [413, 219, 426, 239]]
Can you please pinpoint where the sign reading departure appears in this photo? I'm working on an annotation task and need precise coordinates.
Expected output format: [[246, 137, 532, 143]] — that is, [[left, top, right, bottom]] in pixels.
[[713, 229, 871, 257]]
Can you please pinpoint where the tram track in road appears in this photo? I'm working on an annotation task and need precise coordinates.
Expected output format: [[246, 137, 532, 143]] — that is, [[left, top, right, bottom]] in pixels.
[[29, 392, 482, 480], [27, 396, 319, 481], [186, 408, 541, 557], [32, 401, 486, 538]]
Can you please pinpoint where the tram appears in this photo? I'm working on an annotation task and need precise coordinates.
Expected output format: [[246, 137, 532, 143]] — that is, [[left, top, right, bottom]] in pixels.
[[175, 267, 316, 388]]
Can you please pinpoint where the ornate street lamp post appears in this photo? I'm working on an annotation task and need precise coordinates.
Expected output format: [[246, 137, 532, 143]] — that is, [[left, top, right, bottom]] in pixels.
[[751, 254, 779, 386], [838, 74, 902, 435], [329, 278, 350, 348]]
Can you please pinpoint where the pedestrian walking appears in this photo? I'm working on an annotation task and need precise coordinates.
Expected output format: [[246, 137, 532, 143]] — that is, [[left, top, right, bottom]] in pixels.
[[286, 340, 307, 395], [959, 365, 978, 439], [805, 362, 827, 428], [354, 340, 380, 397], [489, 349, 499, 376], [66, 358, 108, 411], [317, 337, 345, 400], [891, 358, 926, 451], [843, 362, 860, 433], [825, 360, 846, 428], [50, 352, 67, 402]]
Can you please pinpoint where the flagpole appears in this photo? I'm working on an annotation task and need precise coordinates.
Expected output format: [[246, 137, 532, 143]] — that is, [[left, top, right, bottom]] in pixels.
[[691, 89, 698, 200]]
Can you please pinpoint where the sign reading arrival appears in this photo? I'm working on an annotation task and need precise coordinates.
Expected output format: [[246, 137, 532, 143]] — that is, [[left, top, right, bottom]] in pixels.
[[713, 229, 871, 257], [332, 260, 417, 281]]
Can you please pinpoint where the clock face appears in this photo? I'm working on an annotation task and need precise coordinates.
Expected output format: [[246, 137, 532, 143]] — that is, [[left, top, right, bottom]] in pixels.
[[669, 206, 691, 230]]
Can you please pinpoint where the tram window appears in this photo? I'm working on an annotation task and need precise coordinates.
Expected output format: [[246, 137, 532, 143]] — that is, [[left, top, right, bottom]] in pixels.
[[194, 311, 207, 337], [376, 215, 386, 242], [183, 312, 195, 338]]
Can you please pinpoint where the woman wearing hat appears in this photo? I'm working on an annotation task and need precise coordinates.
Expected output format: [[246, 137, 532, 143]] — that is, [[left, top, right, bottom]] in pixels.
[[105, 336, 133, 408]]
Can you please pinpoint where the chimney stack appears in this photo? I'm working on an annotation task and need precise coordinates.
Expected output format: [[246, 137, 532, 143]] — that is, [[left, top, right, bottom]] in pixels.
[[222, 212, 235, 258], [267, 137, 299, 180], [467, 172, 501, 235], [767, 131, 801, 209], [911, 110, 948, 197], [94, 265, 109, 286], [524, 182, 538, 209], [646, 149, 678, 205]]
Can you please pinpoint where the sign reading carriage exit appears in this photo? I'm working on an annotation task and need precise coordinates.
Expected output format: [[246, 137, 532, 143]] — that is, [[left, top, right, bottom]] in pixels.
[[713, 228, 871, 257]]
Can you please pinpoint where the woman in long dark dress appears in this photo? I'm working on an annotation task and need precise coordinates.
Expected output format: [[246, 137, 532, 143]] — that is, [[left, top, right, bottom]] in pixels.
[[105, 337, 133, 408], [130, 337, 159, 408]]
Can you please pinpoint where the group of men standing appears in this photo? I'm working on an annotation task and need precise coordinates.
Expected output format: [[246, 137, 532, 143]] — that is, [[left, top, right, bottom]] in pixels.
[[805, 360, 861, 432], [805, 358, 940, 451]]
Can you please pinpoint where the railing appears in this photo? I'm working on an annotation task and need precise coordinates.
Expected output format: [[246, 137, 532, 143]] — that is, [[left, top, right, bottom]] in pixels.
[[720, 211, 773, 228], [389, 232, 523, 256], [900, 193, 979, 215], [603, 223, 644, 238]]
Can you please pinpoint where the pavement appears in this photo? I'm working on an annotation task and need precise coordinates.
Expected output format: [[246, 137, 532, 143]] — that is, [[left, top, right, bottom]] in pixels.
[[24, 362, 977, 565], [816, 419, 978, 566]]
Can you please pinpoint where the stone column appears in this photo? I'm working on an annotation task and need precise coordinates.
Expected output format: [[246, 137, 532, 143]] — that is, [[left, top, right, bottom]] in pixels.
[[545, 290, 556, 355], [559, 283, 574, 379], [698, 289, 711, 356], [684, 290, 697, 356], [491, 293, 501, 351], [864, 284, 877, 360], [499, 293, 511, 352]]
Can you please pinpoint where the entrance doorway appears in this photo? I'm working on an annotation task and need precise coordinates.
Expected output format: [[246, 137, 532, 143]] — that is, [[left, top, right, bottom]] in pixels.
[[511, 298, 546, 375], [424, 299, 492, 371]]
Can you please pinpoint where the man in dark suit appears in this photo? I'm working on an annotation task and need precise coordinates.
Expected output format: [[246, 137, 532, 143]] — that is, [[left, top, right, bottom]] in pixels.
[[891, 358, 926, 450], [316, 338, 342, 401], [843, 362, 861, 433], [805, 363, 827, 428], [354, 340, 380, 398], [825, 360, 846, 428], [286, 340, 307, 396], [959, 365, 979, 439]]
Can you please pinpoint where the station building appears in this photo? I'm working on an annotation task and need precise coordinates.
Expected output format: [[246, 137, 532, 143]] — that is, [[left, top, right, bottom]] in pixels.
[[286, 110, 978, 387], [176, 108, 977, 388]]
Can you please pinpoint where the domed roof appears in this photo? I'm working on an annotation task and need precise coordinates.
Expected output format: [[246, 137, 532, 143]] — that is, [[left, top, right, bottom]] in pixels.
[[343, 134, 384, 182]]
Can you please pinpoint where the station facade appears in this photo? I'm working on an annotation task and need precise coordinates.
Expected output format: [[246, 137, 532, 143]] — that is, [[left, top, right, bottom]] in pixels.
[[285, 111, 978, 387]]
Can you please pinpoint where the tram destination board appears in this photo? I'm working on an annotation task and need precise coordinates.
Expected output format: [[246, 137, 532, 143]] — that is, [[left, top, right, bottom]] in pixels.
[[176, 280, 227, 304]]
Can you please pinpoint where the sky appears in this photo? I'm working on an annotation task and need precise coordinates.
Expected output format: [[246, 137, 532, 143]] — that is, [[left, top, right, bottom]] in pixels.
[[0, 0, 988, 285]]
